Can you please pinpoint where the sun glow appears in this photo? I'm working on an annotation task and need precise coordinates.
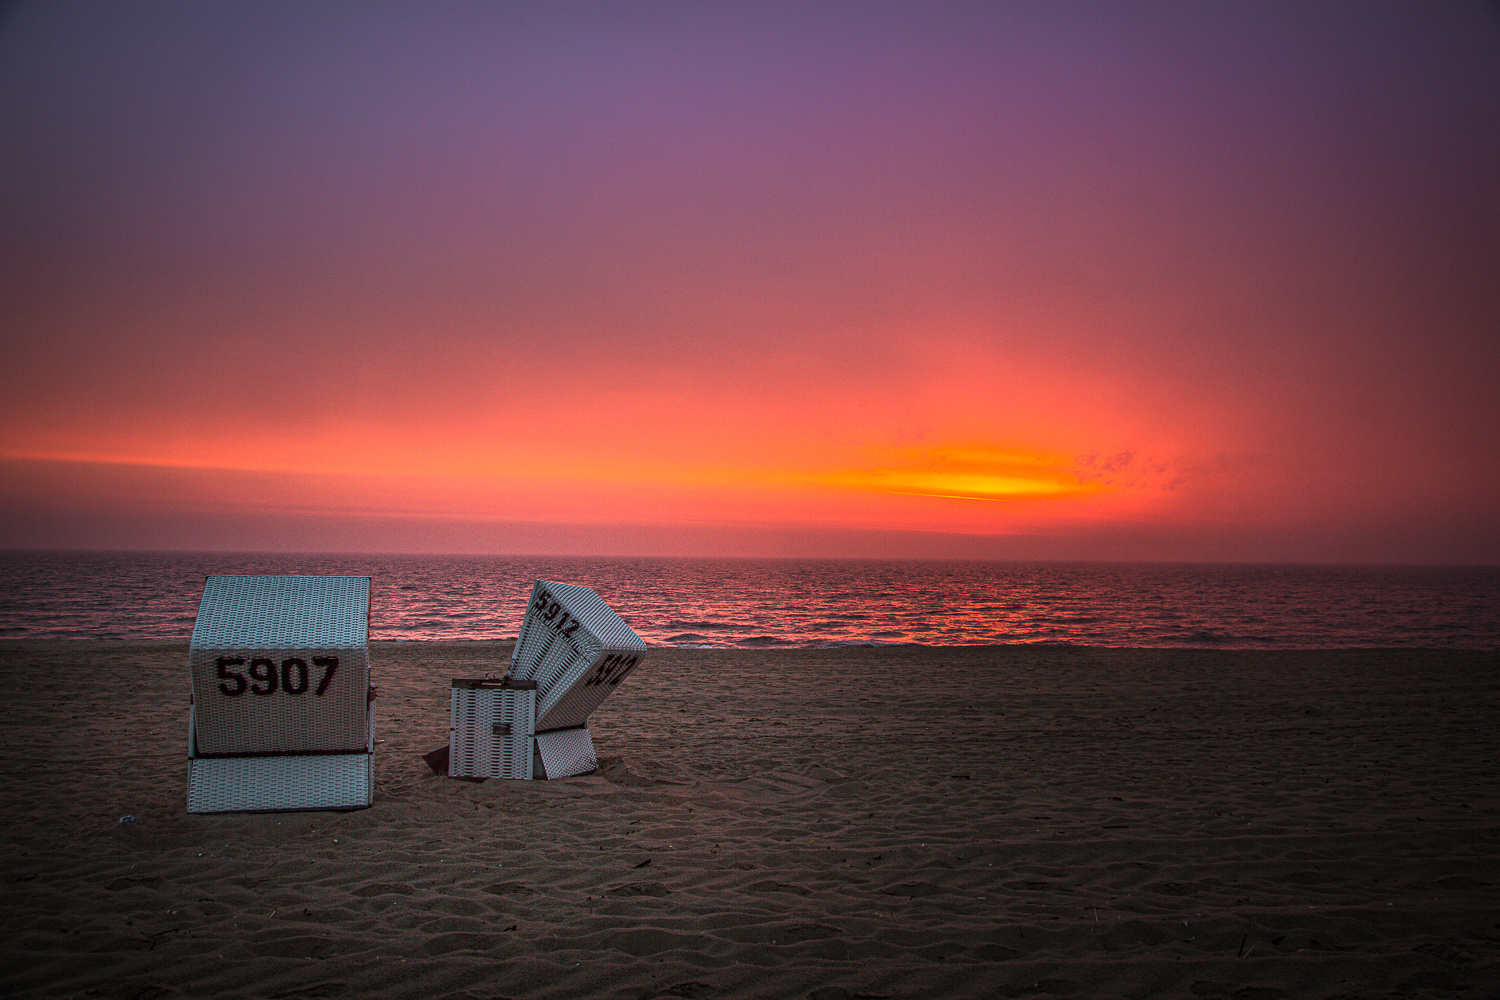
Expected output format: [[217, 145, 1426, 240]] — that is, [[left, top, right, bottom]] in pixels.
[[812, 447, 1107, 503]]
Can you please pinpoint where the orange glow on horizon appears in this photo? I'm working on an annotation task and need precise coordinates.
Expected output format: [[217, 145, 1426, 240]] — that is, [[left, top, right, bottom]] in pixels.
[[810, 446, 1108, 503], [1, 431, 1174, 544]]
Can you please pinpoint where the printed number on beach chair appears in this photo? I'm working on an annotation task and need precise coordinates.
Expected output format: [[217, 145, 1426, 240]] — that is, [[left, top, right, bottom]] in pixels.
[[186, 575, 374, 813]]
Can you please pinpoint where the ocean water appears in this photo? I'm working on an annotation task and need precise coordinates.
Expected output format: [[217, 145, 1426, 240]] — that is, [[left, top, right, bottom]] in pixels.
[[0, 551, 1496, 649]]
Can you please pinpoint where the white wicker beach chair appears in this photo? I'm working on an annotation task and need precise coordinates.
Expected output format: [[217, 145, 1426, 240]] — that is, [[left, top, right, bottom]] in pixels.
[[186, 575, 374, 813], [448, 580, 646, 780]]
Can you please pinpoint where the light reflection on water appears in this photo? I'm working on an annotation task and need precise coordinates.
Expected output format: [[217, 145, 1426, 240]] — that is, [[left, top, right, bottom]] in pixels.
[[0, 551, 1495, 649]]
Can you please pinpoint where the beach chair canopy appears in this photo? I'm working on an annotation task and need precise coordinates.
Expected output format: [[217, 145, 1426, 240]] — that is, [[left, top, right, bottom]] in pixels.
[[509, 579, 647, 732], [190, 575, 370, 754]]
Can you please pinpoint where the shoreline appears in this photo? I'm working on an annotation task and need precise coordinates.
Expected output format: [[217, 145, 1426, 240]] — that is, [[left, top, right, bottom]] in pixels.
[[1, 642, 1495, 999]]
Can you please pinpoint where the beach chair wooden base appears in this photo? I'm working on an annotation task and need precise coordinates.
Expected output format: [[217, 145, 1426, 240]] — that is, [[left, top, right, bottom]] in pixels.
[[187, 753, 373, 813], [534, 726, 597, 779], [186, 701, 374, 813]]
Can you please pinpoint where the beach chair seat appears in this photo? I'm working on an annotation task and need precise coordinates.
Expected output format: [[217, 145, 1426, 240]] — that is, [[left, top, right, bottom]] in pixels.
[[187, 575, 373, 813], [448, 579, 646, 780]]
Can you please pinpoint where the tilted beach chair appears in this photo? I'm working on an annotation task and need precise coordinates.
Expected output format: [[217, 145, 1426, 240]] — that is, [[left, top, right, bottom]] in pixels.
[[448, 580, 646, 780], [186, 575, 374, 813]]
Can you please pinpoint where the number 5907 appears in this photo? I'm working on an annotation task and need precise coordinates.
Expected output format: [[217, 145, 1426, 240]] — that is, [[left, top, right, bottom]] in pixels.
[[216, 656, 339, 697]]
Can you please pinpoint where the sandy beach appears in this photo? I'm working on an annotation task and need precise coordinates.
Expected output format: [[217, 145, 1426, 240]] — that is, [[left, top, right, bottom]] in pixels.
[[0, 641, 1495, 999]]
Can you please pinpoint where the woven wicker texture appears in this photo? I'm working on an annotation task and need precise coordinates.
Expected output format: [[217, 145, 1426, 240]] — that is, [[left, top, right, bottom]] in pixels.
[[186, 754, 373, 813], [449, 685, 535, 779], [535, 727, 597, 779], [509, 580, 647, 732], [191, 576, 369, 647], [537, 649, 644, 731], [189, 576, 370, 756]]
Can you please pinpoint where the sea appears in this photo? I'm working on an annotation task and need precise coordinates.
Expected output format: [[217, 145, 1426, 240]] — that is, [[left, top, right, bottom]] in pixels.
[[0, 550, 1495, 649]]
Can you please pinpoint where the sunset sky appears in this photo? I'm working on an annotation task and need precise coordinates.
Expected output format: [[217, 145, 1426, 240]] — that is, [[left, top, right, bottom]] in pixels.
[[2, 1, 1497, 562]]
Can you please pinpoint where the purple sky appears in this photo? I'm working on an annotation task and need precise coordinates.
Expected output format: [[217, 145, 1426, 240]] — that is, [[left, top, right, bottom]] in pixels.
[[1, 2, 1497, 562]]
